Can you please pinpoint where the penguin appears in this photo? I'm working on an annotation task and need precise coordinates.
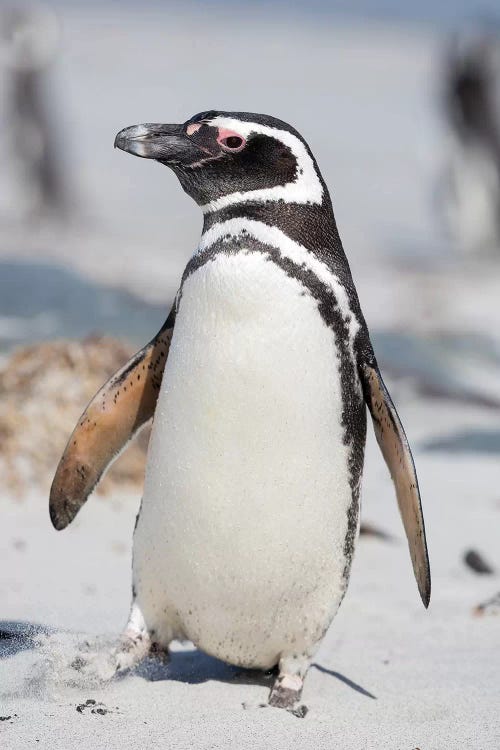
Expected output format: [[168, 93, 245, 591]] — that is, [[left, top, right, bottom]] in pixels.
[[0, 5, 67, 221], [440, 35, 500, 253], [49, 111, 430, 712]]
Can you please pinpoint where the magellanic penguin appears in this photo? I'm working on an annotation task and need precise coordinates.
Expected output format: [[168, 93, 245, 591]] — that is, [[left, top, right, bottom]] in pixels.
[[441, 35, 500, 253], [50, 111, 431, 713]]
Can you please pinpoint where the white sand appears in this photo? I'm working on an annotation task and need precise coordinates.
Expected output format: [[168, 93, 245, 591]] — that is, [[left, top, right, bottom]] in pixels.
[[1, 6, 500, 748], [1, 396, 499, 749]]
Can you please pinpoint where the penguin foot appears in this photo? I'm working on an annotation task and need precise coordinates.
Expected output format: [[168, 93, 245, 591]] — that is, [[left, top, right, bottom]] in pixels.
[[149, 641, 170, 664], [241, 699, 307, 718], [268, 673, 306, 716], [114, 631, 151, 675], [114, 631, 171, 674], [288, 703, 308, 718], [114, 599, 155, 675]]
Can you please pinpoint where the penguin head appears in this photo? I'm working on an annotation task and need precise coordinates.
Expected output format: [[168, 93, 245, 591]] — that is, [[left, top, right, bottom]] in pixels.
[[114, 111, 324, 212]]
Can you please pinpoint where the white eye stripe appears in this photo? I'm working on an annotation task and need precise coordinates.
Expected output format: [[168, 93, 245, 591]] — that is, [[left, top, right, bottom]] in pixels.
[[202, 117, 323, 213]]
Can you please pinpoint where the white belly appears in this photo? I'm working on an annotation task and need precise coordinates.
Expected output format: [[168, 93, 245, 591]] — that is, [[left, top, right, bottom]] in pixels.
[[134, 251, 357, 668]]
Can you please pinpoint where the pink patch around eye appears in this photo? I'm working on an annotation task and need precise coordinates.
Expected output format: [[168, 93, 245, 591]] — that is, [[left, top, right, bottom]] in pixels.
[[217, 128, 246, 151], [186, 123, 202, 135]]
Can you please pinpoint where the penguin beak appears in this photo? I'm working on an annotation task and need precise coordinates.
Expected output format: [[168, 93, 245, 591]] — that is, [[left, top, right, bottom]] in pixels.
[[114, 123, 200, 163]]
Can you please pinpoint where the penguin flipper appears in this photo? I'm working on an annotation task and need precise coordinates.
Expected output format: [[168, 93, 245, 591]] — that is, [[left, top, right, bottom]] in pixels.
[[360, 361, 431, 608], [49, 309, 175, 531]]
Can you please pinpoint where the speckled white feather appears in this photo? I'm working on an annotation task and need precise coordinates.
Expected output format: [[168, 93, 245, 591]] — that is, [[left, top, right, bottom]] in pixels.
[[198, 217, 360, 341], [201, 117, 323, 213], [133, 250, 356, 669]]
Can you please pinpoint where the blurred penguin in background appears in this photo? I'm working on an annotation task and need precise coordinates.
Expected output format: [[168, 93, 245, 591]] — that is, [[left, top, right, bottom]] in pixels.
[[440, 33, 500, 255], [0, 3, 69, 223]]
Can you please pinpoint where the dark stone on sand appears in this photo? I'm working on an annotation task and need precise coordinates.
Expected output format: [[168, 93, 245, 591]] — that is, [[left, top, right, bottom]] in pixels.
[[464, 549, 495, 575]]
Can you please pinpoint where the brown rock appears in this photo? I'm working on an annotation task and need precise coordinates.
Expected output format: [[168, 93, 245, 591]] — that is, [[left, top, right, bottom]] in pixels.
[[473, 592, 500, 617], [0, 336, 150, 497]]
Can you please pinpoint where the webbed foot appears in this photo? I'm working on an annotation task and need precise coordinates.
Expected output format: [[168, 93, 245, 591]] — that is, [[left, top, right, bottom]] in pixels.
[[269, 673, 304, 708]]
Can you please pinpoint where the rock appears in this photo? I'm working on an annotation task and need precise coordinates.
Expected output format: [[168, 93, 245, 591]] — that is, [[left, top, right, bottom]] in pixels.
[[463, 549, 495, 575], [0, 336, 150, 497], [359, 522, 394, 541], [473, 592, 500, 617]]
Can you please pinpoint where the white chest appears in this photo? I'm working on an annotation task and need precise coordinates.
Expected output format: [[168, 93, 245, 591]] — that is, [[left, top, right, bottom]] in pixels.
[[134, 250, 358, 666]]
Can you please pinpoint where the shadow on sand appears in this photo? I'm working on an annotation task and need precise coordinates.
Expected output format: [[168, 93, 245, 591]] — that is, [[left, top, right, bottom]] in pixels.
[[311, 663, 376, 699], [135, 649, 377, 699], [0, 621, 376, 699], [0, 621, 52, 659]]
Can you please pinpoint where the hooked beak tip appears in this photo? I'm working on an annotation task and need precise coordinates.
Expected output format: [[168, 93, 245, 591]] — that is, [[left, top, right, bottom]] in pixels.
[[114, 132, 127, 150], [114, 124, 152, 156], [114, 122, 196, 163]]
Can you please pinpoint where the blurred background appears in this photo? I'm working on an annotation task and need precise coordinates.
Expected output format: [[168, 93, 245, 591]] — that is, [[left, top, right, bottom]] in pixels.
[[1, 1, 499, 744], [2, 0, 500, 487], [1, 0, 499, 588], [1, 1, 500, 383]]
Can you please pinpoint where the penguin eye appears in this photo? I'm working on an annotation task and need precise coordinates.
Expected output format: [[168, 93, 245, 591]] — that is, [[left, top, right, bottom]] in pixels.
[[217, 131, 246, 152], [222, 136, 244, 149]]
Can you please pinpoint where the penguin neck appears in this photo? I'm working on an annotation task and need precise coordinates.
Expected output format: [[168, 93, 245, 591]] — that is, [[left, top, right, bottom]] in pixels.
[[201, 194, 346, 264]]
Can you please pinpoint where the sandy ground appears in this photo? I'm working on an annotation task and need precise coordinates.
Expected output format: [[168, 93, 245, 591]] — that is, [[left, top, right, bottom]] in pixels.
[[1, 5, 500, 748], [1, 395, 499, 749]]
